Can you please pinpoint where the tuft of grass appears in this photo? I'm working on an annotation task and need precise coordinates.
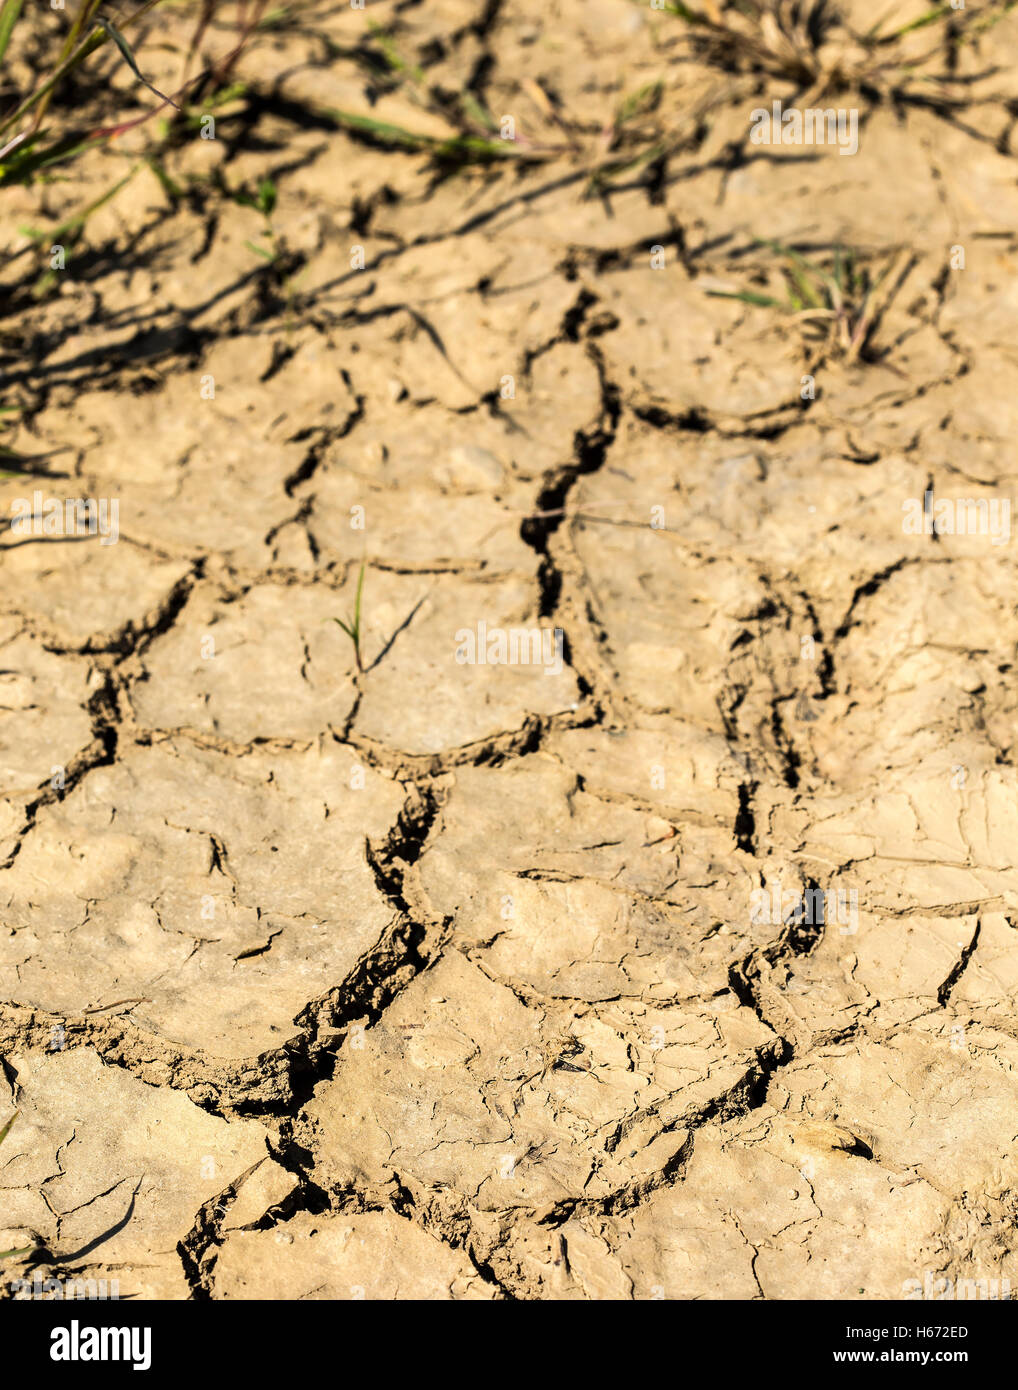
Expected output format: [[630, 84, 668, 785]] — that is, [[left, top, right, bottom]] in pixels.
[[0, 0, 170, 174], [614, 80, 665, 129], [340, 16, 571, 166], [236, 175, 279, 260], [655, 0, 1018, 104], [0, 1111, 35, 1262], [0, 2, 269, 193], [332, 563, 367, 674], [1, 3, 275, 305], [707, 238, 912, 363], [322, 106, 541, 167]]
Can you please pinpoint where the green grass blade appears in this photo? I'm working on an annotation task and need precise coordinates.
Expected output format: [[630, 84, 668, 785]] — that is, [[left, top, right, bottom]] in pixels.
[[461, 92, 497, 133], [93, 15, 181, 111], [616, 80, 664, 127], [706, 289, 786, 309], [258, 178, 277, 217], [353, 562, 365, 637], [244, 238, 276, 262], [0, 132, 98, 186], [0, 128, 45, 173], [325, 107, 438, 149], [323, 108, 530, 162], [0, 1111, 17, 1147], [877, 4, 951, 41], [94, 15, 148, 84], [663, 1, 712, 25], [0, 31, 101, 139], [960, 0, 1018, 39], [0, 0, 24, 66], [782, 262, 822, 309], [21, 167, 137, 245], [753, 237, 829, 281], [366, 21, 425, 85]]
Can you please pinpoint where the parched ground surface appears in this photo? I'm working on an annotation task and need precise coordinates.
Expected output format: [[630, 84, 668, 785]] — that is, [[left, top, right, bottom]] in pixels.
[[2, 0, 1018, 1300]]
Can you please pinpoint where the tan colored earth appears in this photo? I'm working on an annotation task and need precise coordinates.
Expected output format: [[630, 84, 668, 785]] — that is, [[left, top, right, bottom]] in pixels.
[[2, 0, 1018, 1301]]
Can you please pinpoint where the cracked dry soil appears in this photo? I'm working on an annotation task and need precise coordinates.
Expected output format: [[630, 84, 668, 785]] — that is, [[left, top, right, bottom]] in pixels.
[[2, 0, 1018, 1303]]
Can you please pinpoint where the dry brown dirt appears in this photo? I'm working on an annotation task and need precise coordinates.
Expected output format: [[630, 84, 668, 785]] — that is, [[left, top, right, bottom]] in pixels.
[[2, 0, 1018, 1301]]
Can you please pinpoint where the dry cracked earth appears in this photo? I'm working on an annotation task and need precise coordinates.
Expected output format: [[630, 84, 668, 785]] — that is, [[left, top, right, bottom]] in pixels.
[[2, 0, 1018, 1303]]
